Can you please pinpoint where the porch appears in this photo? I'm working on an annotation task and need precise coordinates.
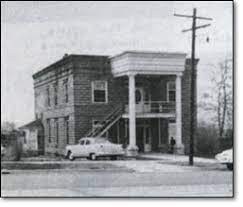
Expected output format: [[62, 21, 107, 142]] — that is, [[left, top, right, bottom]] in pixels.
[[110, 51, 186, 155]]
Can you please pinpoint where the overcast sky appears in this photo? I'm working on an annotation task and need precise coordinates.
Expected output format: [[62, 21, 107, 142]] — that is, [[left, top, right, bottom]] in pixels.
[[1, 1, 232, 126]]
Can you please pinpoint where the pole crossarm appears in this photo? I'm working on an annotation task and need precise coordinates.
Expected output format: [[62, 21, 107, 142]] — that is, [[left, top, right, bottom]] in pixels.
[[182, 23, 211, 32], [174, 13, 213, 21]]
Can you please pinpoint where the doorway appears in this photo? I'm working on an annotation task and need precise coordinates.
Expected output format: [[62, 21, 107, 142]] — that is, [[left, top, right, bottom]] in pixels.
[[136, 125, 152, 153], [168, 123, 176, 145]]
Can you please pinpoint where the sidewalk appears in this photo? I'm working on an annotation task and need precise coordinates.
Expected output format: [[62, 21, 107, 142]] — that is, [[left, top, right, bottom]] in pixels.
[[137, 153, 225, 170], [138, 153, 217, 163]]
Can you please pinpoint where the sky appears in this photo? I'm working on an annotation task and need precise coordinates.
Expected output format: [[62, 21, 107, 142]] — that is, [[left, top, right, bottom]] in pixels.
[[1, 1, 232, 126]]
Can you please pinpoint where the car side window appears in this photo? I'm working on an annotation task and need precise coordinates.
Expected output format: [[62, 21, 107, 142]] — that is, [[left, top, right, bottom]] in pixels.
[[80, 140, 85, 145], [86, 140, 91, 145]]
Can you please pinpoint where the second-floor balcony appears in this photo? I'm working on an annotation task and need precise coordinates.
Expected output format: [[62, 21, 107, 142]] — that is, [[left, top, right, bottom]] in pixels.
[[123, 101, 176, 118]]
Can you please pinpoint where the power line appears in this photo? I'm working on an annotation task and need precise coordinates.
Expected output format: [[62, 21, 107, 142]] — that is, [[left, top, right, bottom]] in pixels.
[[174, 8, 212, 166]]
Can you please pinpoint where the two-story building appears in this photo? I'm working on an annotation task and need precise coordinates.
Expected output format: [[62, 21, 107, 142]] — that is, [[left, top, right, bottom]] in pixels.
[[28, 51, 198, 156]]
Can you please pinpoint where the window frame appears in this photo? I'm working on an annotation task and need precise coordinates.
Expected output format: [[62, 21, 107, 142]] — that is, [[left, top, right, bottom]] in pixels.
[[91, 81, 108, 104], [166, 81, 176, 102]]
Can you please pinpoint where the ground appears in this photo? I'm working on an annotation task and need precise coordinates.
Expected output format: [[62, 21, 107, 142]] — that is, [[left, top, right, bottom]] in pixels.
[[1, 154, 233, 197]]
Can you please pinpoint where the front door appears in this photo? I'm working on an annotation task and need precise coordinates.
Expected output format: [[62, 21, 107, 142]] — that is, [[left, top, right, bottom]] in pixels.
[[136, 125, 152, 152], [168, 123, 176, 144], [136, 126, 144, 152], [144, 126, 152, 152]]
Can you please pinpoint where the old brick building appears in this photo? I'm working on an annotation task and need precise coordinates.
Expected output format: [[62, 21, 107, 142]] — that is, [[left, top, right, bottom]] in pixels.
[[31, 51, 198, 155]]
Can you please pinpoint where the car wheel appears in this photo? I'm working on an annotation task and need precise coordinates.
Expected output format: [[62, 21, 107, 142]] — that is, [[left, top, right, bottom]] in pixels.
[[67, 151, 75, 161], [90, 153, 96, 161], [226, 163, 233, 171]]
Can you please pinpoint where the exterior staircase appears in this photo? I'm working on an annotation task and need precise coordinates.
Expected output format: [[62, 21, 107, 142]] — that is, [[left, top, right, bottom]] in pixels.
[[85, 105, 124, 138]]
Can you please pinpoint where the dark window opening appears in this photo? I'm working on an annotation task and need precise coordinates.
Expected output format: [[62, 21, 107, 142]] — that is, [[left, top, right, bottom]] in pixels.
[[94, 90, 106, 102], [55, 118, 59, 146], [63, 79, 68, 103], [135, 90, 142, 104], [65, 117, 69, 145], [47, 87, 50, 107], [47, 119, 51, 143], [54, 83, 58, 105]]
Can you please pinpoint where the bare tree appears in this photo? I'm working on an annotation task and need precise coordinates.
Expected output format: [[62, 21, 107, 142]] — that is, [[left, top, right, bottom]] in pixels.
[[1, 121, 17, 133], [199, 58, 232, 139]]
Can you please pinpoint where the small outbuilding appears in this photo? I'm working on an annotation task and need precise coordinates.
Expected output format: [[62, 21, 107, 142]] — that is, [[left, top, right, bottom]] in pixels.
[[19, 119, 44, 156]]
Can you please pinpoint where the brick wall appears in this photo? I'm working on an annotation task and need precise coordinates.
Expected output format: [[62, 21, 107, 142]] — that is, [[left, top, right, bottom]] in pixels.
[[33, 57, 75, 154], [72, 56, 126, 142]]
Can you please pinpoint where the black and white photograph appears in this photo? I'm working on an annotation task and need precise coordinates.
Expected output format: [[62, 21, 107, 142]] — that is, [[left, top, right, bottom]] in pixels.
[[1, 1, 233, 198]]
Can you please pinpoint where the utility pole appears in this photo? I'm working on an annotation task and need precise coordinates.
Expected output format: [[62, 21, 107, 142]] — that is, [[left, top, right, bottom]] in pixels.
[[174, 8, 212, 165]]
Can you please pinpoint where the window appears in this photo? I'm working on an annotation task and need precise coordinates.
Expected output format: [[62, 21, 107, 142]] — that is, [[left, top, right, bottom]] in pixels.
[[80, 140, 85, 145], [92, 81, 108, 103], [55, 118, 59, 146], [65, 116, 69, 144], [54, 82, 58, 105], [46, 87, 50, 107], [135, 89, 142, 104], [63, 79, 68, 103], [167, 81, 176, 102], [47, 119, 51, 143], [86, 140, 91, 145]]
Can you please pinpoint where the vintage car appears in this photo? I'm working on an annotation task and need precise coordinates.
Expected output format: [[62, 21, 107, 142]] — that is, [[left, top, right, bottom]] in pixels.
[[65, 137, 125, 161], [215, 148, 233, 170]]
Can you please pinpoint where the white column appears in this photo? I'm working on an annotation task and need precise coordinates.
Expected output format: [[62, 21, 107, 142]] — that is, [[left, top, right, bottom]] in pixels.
[[176, 75, 183, 150], [127, 74, 138, 155]]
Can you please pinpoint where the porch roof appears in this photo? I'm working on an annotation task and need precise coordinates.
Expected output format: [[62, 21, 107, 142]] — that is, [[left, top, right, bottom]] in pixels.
[[19, 119, 43, 130], [110, 51, 187, 77]]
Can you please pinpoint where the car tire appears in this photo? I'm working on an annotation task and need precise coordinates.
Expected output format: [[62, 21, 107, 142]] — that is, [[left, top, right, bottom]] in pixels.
[[67, 151, 75, 161], [90, 153, 96, 161], [226, 163, 233, 171]]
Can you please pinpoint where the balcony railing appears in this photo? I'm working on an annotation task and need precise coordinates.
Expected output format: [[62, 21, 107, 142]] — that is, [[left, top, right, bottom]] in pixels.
[[124, 101, 176, 114]]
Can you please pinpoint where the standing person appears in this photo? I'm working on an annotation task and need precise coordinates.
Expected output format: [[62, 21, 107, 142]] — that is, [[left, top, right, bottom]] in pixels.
[[170, 137, 176, 154]]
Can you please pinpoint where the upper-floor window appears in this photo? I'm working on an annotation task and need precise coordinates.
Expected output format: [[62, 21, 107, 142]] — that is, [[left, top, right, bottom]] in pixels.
[[63, 79, 69, 103], [47, 119, 51, 143], [91, 81, 108, 103], [167, 81, 176, 102], [55, 118, 59, 146], [54, 82, 58, 105], [46, 87, 51, 107], [65, 116, 70, 145]]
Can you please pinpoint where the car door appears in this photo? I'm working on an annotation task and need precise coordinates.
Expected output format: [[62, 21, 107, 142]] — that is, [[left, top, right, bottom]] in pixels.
[[84, 139, 92, 156], [74, 139, 86, 157]]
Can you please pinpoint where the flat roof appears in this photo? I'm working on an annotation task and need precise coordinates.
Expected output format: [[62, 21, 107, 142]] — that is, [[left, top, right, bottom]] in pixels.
[[32, 54, 109, 79]]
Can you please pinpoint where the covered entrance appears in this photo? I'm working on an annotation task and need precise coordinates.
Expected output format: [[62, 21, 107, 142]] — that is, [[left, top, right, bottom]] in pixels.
[[136, 120, 152, 152]]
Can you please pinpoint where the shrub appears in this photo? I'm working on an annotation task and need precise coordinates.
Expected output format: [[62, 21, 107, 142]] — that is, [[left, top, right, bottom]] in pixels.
[[195, 124, 220, 157]]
